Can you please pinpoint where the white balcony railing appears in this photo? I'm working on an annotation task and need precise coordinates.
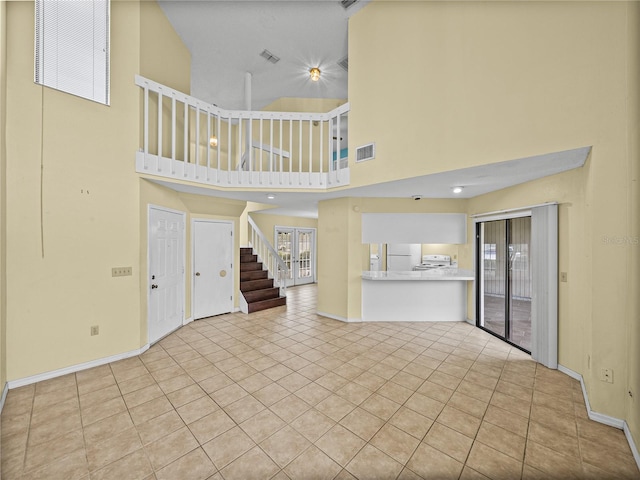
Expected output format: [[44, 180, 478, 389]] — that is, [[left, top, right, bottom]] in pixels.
[[135, 75, 350, 189]]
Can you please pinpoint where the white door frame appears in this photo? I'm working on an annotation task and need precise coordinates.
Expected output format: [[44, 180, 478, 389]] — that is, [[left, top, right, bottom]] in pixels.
[[147, 204, 186, 344], [274, 225, 317, 286], [191, 218, 235, 320]]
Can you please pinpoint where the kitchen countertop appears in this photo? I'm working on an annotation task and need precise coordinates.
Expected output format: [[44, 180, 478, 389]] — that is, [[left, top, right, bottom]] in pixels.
[[362, 269, 475, 281]]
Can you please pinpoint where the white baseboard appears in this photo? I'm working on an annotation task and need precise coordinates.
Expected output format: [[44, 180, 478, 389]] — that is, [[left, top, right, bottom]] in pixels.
[[7, 344, 150, 390], [558, 364, 638, 470], [183, 316, 194, 326], [316, 311, 361, 323], [624, 422, 640, 470], [0, 382, 8, 414]]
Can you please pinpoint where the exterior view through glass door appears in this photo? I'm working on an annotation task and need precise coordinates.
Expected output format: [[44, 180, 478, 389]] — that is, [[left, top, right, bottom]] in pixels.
[[275, 227, 315, 286], [477, 216, 532, 352]]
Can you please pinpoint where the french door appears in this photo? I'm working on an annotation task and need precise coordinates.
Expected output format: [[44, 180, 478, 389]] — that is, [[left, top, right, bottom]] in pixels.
[[275, 227, 316, 286], [477, 216, 532, 352]]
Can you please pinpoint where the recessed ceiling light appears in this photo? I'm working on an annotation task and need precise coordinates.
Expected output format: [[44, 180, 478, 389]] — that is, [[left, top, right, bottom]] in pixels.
[[452, 187, 463, 194], [309, 67, 321, 82], [266, 194, 276, 200]]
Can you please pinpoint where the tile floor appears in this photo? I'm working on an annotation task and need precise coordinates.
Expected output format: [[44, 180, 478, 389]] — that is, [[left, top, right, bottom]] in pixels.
[[2, 285, 639, 480]]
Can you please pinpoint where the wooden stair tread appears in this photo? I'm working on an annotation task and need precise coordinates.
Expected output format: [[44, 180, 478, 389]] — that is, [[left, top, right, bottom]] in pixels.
[[247, 296, 287, 313], [240, 278, 274, 292], [242, 287, 280, 303], [240, 270, 269, 281], [240, 262, 263, 271]]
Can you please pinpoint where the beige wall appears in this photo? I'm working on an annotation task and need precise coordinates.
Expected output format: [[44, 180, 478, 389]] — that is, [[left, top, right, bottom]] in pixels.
[[0, 0, 8, 392], [346, 0, 638, 441], [5, 1, 143, 380], [3, 0, 191, 381], [140, 1, 191, 94], [625, 0, 640, 452], [317, 198, 350, 319]]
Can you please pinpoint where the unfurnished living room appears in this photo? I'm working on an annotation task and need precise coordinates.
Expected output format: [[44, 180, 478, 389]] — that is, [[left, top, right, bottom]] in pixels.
[[0, 1, 639, 479]]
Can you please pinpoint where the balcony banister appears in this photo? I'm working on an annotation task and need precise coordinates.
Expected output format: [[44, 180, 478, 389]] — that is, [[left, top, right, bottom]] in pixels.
[[135, 75, 350, 189]]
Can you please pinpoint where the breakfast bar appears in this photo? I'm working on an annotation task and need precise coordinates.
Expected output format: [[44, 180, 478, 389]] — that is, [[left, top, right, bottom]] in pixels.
[[361, 269, 474, 322]]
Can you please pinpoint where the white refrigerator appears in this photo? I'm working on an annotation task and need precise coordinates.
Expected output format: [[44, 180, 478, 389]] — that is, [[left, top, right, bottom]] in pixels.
[[386, 244, 422, 271]]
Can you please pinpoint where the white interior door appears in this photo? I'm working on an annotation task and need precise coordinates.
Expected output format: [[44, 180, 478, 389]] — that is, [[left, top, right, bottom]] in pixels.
[[275, 227, 316, 286], [148, 206, 185, 344], [193, 220, 233, 319]]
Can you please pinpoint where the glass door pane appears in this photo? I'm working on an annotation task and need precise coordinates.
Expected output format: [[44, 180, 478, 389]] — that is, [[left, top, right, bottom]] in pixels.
[[275, 228, 294, 286], [508, 217, 532, 351], [296, 229, 314, 285], [477, 216, 532, 353], [479, 220, 507, 338]]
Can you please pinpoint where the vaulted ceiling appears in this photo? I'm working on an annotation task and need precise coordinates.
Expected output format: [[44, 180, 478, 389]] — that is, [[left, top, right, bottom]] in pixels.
[[158, 0, 365, 111], [155, 2, 590, 217]]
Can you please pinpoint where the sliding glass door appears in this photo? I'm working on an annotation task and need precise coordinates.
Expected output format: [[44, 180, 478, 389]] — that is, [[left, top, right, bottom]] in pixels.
[[477, 216, 532, 352]]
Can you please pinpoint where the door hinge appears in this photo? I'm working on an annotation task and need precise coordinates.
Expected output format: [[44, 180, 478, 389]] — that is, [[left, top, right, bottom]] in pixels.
[[230, 295, 232, 300]]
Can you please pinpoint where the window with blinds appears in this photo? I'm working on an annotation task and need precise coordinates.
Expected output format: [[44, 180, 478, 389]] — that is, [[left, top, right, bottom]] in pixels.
[[34, 0, 110, 105]]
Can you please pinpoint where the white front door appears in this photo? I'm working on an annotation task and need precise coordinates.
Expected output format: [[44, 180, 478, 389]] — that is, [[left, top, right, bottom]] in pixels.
[[148, 206, 185, 344], [193, 220, 234, 319], [275, 227, 316, 286]]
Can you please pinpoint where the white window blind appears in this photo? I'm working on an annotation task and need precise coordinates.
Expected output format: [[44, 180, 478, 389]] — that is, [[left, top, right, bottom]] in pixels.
[[531, 204, 558, 369], [35, 0, 110, 105]]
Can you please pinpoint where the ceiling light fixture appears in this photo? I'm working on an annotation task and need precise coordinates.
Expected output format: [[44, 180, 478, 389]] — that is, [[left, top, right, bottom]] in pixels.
[[266, 194, 276, 200], [452, 186, 463, 194], [209, 136, 218, 148], [309, 67, 321, 82]]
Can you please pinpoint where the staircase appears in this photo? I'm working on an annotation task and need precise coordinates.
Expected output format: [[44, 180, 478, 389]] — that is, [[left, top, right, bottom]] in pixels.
[[240, 247, 287, 313]]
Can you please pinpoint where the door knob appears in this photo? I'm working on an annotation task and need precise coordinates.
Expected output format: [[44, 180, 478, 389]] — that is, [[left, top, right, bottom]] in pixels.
[[151, 284, 158, 289], [220, 270, 227, 277], [195, 272, 201, 276]]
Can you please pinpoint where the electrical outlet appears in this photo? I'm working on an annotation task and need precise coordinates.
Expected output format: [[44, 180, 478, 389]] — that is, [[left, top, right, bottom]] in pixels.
[[112, 267, 132, 277], [90, 325, 99, 336], [560, 272, 568, 282], [601, 368, 614, 383]]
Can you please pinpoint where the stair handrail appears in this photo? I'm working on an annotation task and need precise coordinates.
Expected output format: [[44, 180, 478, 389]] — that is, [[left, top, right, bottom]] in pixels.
[[247, 216, 289, 296]]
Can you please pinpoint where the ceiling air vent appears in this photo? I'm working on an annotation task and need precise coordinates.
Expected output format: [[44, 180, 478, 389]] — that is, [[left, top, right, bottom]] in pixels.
[[260, 49, 280, 64], [340, 0, 358, 10], [337, 56, 349, 72], [356, 143, 375, 163]]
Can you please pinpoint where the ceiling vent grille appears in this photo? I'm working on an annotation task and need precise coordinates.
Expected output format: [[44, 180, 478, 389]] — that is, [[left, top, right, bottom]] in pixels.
[[260, 49, 280, 64], [356, 143, 375, 163], [337, 56, 349, 72], [341, 0, 358, 9]]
